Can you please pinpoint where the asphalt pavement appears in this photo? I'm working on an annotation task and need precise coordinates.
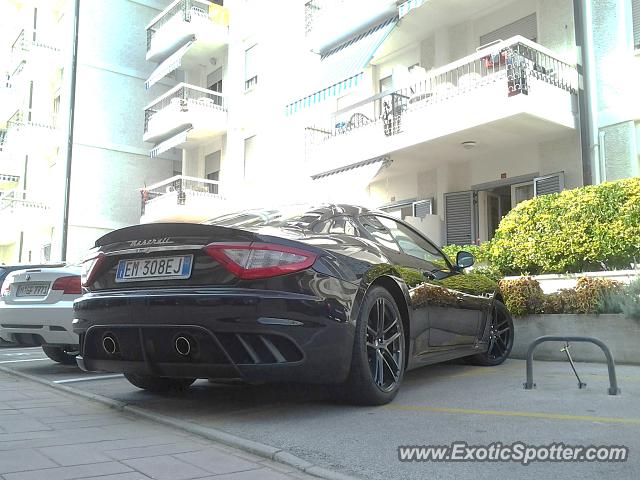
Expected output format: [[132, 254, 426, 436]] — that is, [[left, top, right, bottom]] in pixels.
[[1, 345, 639, 480]]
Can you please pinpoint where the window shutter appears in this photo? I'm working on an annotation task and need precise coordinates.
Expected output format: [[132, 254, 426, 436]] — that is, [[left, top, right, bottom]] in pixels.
[[633, 0, 640, 49], [244, 44, 258, 89], [534, 172, 565, 196], [444, 191, 477, 246], [412, 198, 434, 218], [479, 13, 538, 46]]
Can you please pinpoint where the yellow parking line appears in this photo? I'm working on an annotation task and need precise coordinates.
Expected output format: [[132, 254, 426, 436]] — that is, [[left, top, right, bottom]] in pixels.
[[385, 405, 640, 425]]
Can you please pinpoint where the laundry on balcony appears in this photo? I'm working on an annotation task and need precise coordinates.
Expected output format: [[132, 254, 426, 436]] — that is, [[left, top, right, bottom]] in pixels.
[[286, 15, 398, 115]]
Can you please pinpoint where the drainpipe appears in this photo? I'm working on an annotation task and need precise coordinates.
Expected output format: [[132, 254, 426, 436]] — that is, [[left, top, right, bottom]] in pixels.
[[60, 0, 80, 262], [573, 0, 600, 185]]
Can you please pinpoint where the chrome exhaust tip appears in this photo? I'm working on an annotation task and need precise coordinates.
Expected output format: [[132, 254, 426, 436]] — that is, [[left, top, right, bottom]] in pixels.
[[175, 336, 192, 356], [102, 335, 118, 355]]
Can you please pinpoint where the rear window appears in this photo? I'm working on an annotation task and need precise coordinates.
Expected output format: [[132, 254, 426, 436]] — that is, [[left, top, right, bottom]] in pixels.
[[204, 205, 322, 229]]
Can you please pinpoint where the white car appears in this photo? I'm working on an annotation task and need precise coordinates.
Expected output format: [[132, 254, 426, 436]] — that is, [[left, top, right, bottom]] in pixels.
[[0, 265, 82, 364]]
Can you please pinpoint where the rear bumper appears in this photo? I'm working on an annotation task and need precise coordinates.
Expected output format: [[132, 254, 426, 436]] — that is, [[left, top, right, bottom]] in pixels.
[[0, 302, 78, 347], [73, 288, 355, 384]]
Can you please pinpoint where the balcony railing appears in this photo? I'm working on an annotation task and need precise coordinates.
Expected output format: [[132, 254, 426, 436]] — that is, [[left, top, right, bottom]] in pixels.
[[0, 190, 48, 212], [6, 109, 57, 131], [140, 175, 223, 216], [10, 29, 59, 54], [146, 0, 228, 52], [144, 83, 225, 134], [307, 37, 578, 145]]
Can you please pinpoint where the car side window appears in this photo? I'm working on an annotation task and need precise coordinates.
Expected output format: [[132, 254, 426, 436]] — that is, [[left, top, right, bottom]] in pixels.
[[375, 216, 448, 267], [360, 216, 401, 252]]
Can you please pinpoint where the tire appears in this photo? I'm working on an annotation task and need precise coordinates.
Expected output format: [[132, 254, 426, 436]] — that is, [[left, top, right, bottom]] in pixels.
[[42, 346, 78, 365], [124, 373, 196, 393], [466, 301, 514, 366], [341, 286, 406, 406]]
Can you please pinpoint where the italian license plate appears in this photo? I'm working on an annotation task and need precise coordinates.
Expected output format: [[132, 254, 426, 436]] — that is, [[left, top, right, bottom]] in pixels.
[[115, 255, 193, 283], [16, 283, 50, 297]]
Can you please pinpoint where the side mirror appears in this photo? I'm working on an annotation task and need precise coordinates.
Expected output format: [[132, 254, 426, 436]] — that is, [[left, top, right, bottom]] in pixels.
[[456, 251, 475, 269]]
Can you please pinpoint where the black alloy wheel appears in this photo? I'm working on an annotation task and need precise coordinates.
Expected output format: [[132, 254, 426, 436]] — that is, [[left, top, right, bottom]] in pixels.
[[341, 286, 406, 405], [467, 300, 514, 366], [366, 297, 404, 392]]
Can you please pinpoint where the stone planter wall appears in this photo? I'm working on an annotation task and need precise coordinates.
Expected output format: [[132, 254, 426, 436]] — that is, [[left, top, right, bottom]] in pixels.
[[511, 314, 640, 365]]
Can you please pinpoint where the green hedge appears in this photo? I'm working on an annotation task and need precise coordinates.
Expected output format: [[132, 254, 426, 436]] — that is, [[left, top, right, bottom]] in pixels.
[[486, 178, 640, 275]]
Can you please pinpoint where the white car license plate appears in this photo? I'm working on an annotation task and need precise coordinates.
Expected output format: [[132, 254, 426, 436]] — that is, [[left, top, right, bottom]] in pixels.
[[16, 283, 50, 297], [115, 255, 193, 283]]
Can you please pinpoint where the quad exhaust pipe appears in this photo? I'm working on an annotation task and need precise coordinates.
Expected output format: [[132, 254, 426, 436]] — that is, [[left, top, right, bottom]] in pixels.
[[102, 335, 118, 355], [175, 336, 192, 356]]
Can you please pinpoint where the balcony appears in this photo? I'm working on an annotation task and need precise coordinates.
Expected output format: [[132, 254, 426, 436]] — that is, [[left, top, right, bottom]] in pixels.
[[3, 109, 58, 152], [144, 83, 227, 153], [0, 190, 50, 245], [140, 175, 225, 223], [306, 37, 578, 175], [146, 0, 229, 64], [9, 29, 60, 75]]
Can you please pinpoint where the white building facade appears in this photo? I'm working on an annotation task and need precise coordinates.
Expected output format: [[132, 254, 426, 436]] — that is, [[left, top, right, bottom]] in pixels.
[[1, 0, 638, 264]]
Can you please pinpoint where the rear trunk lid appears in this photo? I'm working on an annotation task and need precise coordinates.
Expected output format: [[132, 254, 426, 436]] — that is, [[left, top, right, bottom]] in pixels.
[[88, 223, 320, 291], [3, 267, 81, 305]]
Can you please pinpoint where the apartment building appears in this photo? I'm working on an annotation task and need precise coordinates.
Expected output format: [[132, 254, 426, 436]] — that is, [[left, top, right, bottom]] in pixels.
[[1, 0, 637, 264], [293, 0, 640, 245], [0, 0, 179, 264], [139, 0, 313, 223]]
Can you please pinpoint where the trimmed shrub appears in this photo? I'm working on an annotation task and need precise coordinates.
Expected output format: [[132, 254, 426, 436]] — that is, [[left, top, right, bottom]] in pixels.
[[620, 279, 640, 319], [488, 178, 640, 275], [600, 278, 640, 319], [542, 277, 622, 314], [498, 277, 545, 316]]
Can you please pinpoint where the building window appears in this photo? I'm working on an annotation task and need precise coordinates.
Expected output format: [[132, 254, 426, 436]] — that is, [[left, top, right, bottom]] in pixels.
[[633, 0, 640, 49], [244, 136, 257, 178], [244, 44, 258, 90]]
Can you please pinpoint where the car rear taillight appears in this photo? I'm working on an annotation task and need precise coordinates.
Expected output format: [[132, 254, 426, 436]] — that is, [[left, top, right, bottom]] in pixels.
[[203, 243, 318, 280], [81, 252, 106, 287], [52, 276, 82, 295], [1, 280, 11, 298]]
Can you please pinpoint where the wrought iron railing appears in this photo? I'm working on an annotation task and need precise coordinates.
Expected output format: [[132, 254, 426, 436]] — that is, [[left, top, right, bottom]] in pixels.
[[6, 109, 57, 131], [10, 29, 59, 53], [144, 83, 225, 133], [146, 0, 227, 51], [0, 190, 48, 212], [306, 37, 578, 143], [140, 175, 223, 215]]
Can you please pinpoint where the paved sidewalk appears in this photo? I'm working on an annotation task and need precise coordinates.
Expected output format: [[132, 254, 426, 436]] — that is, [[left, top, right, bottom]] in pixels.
[[0, 372, 316, 480]]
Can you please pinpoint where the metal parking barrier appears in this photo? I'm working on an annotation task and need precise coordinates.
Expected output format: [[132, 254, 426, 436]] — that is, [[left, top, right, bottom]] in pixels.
[[523, 336, 621, 395]]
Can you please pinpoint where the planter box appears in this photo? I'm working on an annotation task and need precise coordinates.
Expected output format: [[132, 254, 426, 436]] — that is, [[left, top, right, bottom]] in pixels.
[[511, 314, 640, 365]]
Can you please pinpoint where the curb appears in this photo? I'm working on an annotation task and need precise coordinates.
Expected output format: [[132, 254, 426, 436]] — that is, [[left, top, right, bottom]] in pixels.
[[0, 366, 360, 480]]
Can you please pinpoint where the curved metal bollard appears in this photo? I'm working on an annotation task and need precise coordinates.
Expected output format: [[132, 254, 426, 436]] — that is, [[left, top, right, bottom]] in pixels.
[[523, 336, 621, 395]]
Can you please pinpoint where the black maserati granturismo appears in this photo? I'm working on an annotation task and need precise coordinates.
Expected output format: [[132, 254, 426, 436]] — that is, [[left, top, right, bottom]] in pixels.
[[73, 204, 513, 405]]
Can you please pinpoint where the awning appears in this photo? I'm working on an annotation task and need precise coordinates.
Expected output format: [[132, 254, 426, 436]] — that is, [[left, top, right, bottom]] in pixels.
[[150, 127, 192, 158], [145, 39, 195, 90], [286, 16, 398, 115], [398, 0, 427, 18]]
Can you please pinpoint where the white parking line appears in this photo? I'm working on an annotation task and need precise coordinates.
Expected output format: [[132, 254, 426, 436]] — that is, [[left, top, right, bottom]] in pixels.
[[53, 374, 123, 384], [0, 358, 50, 364]]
